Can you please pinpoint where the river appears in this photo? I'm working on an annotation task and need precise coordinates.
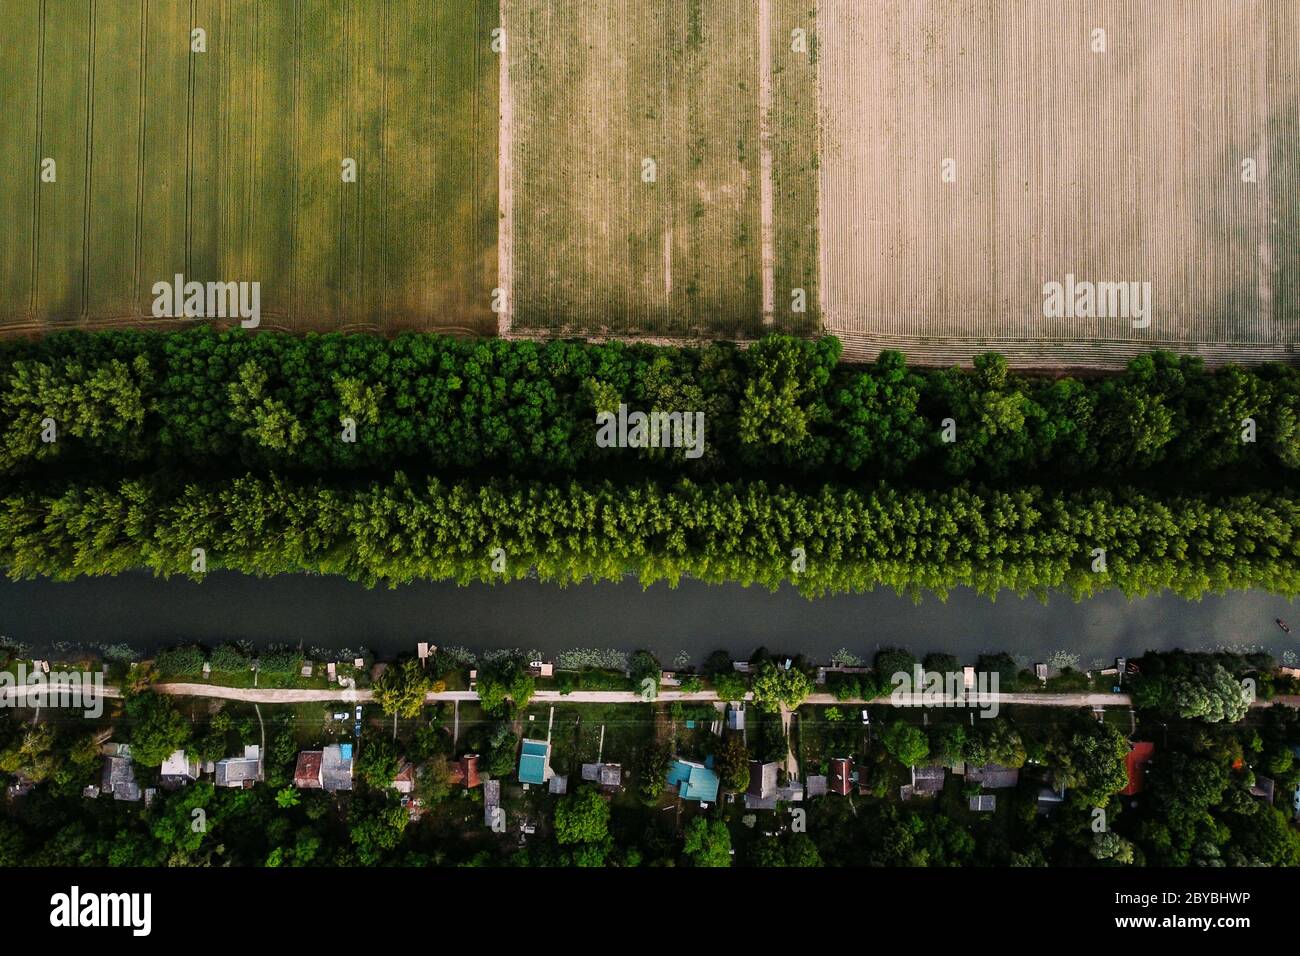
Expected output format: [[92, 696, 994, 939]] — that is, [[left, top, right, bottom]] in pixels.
[[1, 571, 1296, 667]]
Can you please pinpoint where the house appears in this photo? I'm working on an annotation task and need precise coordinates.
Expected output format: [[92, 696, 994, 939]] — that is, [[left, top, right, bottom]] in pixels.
[[829, 757, 854, 796], [901, 765, 946, 800], [667, 758, 719, 803], [806, 775, 828, 798], [1120, 741, 1155, 797], [391, 760, 416, 795], [527, 661, 554, 678], [448, 754, 482, 789], [483, 779, 501, 827], [580, 762, 623, 792], [292, 744, 352, 792], [159, 749, 199, 788], [966, 764, 1020, 789], [726, 705, 745, 731], [548, 774, 568, 795], [747, 761, 779, 800], [969, 794, 996, 812], [101, 751, 141, 802], [776, 780, 805, 803], [294, 750, 324, 789], [518, 739, 552, 786], [1250, 775, 1275, 805], [321, 743, 353, 792], [744, 761, 802, 810], [215, 745, 262, 788]]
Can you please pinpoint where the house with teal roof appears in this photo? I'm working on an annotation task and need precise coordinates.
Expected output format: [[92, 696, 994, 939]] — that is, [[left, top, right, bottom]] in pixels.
[[667, 757, 719, 803], [518, 739, 552, 786]]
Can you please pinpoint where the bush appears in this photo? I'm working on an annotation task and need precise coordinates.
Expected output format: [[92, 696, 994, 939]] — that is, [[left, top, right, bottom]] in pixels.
[[875, 648, 918, 683], [153, 645, 205, 677], [923, 653, 960, 675], [826, 672, 860, 701], [257, 646, 302, 676], [711, 672, 750, 702], [210, 644, 248, 672], [629, 650, 661, 693]]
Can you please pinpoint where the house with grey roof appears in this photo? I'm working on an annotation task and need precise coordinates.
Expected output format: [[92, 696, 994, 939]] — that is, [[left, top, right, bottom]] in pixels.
[[901, 765, 946, 800], [966, 764, 1020, 789], [747, 761, 778, 799], [214, 745, 262, 788], [726, 705, 745, 731], [101, 752, 141, 802], [483, 779, 502, 828], [321, 743, 353, 792], [745, 761, 803, 810], [159, 749, 199, 789], [580, 762, 623, 792]]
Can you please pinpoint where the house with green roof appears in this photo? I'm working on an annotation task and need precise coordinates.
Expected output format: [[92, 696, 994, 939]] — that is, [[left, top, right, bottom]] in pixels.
[[518, 739, 552, 786], [667, 758, 719, 803]]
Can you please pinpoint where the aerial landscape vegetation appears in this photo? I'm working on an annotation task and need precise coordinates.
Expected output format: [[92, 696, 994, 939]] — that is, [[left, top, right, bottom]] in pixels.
[[0, 0, 1296, 900]]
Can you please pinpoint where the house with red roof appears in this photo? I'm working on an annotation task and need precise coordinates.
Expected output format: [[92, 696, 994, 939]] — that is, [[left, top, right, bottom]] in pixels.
[[1121, 741, 1155, 796]]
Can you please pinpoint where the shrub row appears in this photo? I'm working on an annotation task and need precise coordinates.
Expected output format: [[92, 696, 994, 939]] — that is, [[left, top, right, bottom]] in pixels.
[[1, 473, 1297, 597], [151, 641, 300, 676]]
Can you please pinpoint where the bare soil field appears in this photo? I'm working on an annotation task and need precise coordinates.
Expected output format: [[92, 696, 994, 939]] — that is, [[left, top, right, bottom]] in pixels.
[[0, 0, 499, 336], [819, 0, 1300, 367], [505, 0, 820, 338]]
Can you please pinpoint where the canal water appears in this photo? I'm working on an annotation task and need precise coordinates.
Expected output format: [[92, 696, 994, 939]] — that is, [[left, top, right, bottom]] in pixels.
[[1, 571, 1296, 666]]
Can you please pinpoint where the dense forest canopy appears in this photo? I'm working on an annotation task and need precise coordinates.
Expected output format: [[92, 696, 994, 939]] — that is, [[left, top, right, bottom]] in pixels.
[[0, 329, 1296, 486]]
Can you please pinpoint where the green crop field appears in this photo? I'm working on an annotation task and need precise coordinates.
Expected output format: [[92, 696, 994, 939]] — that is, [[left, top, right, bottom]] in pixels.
[[0, 0, 499, 335], [503, 0, 820, 339]]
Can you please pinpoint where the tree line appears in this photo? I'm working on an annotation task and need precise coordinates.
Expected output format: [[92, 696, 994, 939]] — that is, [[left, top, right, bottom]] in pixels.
[[1, 472, 1297, 597], [2, 328, 1297, 484]]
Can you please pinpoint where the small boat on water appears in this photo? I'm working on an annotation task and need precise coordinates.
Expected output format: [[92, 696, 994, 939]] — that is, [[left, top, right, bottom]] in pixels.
[[1277, 618, 1292, 634]]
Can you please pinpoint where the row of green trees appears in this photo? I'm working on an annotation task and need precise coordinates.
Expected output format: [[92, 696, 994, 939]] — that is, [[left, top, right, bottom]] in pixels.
[[3, 328, 1298, 482], [2, 473, 1298, 597]]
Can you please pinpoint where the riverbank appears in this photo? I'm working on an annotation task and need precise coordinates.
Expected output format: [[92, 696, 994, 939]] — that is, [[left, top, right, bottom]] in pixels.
[[6, 677, 1300, 712]]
